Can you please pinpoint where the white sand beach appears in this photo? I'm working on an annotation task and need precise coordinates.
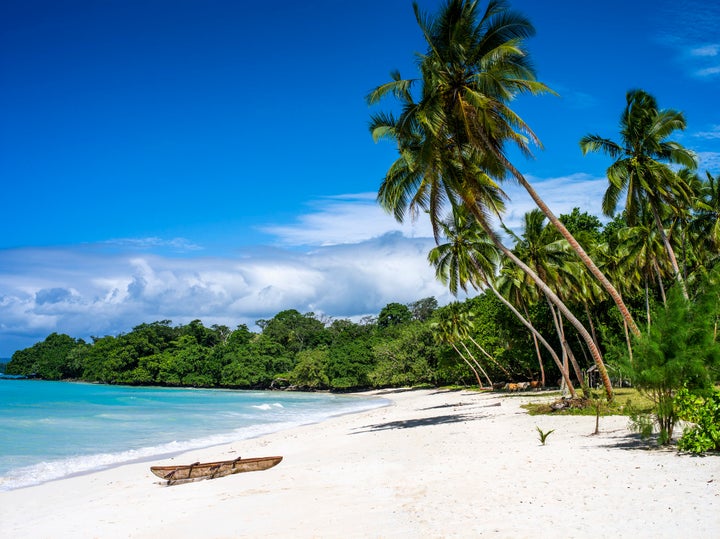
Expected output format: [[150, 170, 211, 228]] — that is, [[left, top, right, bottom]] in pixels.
[[1, 388, 718, 538]]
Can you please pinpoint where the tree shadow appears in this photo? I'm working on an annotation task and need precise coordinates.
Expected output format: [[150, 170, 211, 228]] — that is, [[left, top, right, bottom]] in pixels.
[[369, 387, 422, 395], [420, 401, 501, 411], [593, 431, 671, 452], [420, 402, 473, 410], [350, 413, 484, 434]]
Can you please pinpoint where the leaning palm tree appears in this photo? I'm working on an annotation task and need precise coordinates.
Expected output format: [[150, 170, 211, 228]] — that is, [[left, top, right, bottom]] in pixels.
[[432, 302, 492, 387], [508, 210, 590, 391], [369, 0, 639, 338], [580, 89, 698, 298], [495, 263, 547, 386], [368, 0, 614, 400], [429, 206, 576, 395]]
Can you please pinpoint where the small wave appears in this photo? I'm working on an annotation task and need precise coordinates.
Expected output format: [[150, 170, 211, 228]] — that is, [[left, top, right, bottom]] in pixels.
[[0, 419, 301, 491], [251, 403, 284, 411], [0, 394, 389, 491]]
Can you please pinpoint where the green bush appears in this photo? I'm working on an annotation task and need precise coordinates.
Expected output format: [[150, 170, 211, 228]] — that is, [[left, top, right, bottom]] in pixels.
[[620, 273, 720, 445], [675, 387, 720, 454]]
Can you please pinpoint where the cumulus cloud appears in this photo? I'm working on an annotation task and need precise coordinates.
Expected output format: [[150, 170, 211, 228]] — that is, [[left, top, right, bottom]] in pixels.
[[260, 193, 434, 246], [0, 236, 456, 356], [499, 173, 609, 229], [0, 173, 611, 357]]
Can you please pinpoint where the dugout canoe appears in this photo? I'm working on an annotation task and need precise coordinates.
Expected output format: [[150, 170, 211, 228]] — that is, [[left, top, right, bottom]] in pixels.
[[150, 456, 282, 485]]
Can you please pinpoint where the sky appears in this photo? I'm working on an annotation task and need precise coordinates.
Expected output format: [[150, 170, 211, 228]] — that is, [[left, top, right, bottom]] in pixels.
[[1, 0, 718, 357]]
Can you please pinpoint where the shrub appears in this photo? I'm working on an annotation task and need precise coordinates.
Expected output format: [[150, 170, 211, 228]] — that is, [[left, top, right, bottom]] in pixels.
[[675, 387, 720, 454], [620, 272, 720, 445]]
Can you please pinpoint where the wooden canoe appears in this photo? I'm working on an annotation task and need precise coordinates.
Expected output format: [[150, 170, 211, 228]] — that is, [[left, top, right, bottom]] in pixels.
[[150, 456, 282, 485]]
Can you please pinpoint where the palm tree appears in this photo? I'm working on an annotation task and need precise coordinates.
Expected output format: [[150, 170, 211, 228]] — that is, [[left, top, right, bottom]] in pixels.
[[689, 171, 720, 268], [615, 215, 672, 325], [368, 0, 614, 400], [432, 302, 492, 388], [508, 210, 590, 392], [580, 89, 698, 298], [429, 206, 576, 395], [373, 0, 640, 338], [495, 264, 547, 387]]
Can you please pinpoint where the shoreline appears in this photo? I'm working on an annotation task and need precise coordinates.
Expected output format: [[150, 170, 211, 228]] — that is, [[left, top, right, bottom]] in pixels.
[[1, 388, 718, 538], [0, 383, 389, 492]]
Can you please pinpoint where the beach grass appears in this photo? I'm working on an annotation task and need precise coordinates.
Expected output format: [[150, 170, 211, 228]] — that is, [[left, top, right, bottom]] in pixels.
[[522, 387, 655, 416]]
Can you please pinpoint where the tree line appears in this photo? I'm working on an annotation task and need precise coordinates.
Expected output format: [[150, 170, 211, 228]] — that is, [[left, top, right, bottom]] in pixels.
[[5, 295, 542, 389]]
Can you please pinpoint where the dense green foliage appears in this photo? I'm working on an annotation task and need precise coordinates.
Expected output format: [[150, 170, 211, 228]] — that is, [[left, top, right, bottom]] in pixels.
[[675, 387, 720, 454], [5, 333, 85, 379], [617, 270, 720, 443], [6, 289, 582, 391]]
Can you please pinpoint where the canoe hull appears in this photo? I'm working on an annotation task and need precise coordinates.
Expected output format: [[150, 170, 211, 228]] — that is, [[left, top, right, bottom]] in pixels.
[[150, 456, 282, 485]]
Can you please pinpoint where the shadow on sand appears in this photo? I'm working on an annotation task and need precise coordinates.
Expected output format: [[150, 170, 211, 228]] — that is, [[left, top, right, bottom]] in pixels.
[[350, 412, 484, 434], [593, 431, 673, 452]]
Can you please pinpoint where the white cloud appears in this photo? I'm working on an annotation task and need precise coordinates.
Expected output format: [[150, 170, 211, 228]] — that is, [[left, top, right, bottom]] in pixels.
[[693, 125, 720, 140], [655, 1, 720, 78], [698, 151, 720, 173], [0, 172, 611, 357], [102, 237, 204, 252], [499, 173, 609, 230], [690, 44, 719, 57], [0, 236, 455, 356], [696, 65, 720, 77], [546, 83, 598, 109], [260, 193, 434, 246]]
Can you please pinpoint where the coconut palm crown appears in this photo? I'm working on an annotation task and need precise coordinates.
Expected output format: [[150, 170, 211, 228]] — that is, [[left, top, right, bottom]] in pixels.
[[580, 89, 698, 296]]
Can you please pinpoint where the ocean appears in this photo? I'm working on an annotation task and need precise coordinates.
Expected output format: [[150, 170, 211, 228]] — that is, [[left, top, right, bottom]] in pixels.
[[0, 379, 387, 491]]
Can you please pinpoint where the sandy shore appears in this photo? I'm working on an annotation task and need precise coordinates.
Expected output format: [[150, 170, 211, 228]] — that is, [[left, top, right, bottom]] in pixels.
[[1, 388, 718, 538]]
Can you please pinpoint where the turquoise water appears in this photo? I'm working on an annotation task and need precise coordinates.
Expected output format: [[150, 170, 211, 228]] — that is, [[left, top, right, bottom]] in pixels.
[[0, 379, 386, 490]]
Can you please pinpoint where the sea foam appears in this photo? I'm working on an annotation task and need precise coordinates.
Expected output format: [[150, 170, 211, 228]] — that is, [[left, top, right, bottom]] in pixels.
[[0, 380, 388, 491]]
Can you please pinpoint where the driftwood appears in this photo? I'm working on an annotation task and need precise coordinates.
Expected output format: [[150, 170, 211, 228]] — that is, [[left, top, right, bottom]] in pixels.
[[150, 456, 282, 485]]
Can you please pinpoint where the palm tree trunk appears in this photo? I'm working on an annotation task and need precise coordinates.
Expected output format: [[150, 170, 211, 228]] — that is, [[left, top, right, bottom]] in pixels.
[[466, 334, 511, 378], [584, 301, 599, 348], [531, 331, 546, 387], [653, 258, 667, 305], [623, 319, 634, 364], [459, 341, 493, 387], [645, 275, 652, 328], [451, 343, 483, 388], [548, 299, 586, 394], [558, 314, 586, 390], [547, 299, 571, 395], [487, 281, 573, 396], [524, 304, 546, 387], [651, 205, 688, 299], [505, 162, 641, 338], [474, 214, 614, 401]]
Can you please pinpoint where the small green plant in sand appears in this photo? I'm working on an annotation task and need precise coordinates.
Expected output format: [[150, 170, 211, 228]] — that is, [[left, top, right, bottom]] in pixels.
[[588, 389, 608, 435], [536, 426, 555, 445]]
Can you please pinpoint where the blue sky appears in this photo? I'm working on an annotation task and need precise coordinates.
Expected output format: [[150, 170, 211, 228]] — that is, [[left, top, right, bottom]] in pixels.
[[1, 0, 718, 356]]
